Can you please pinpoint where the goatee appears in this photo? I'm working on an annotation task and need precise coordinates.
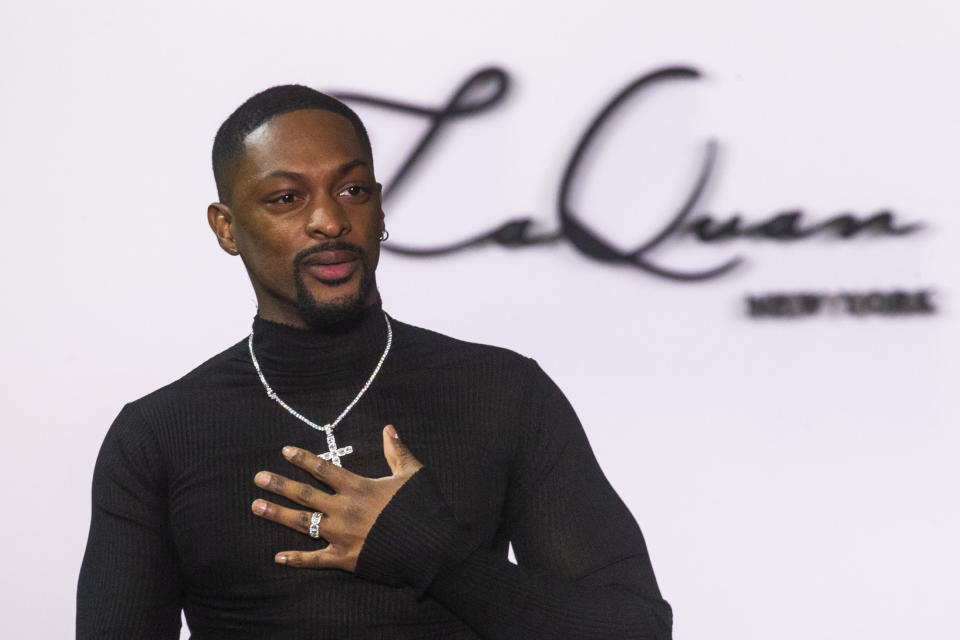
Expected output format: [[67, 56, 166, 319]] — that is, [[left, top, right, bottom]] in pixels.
[[293, 242, 377, 329]]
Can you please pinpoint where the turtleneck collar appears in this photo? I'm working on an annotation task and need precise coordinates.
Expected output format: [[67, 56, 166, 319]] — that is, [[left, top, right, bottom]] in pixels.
[[249, 301, 390, 377]]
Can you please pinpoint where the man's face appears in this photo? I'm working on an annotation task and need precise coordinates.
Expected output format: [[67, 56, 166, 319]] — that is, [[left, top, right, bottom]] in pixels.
[[210, 109, 384, 328]]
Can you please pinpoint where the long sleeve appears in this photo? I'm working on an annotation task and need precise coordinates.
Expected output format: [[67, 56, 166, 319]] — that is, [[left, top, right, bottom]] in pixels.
[[74, 316, 668, 636], [355, 359, 672, 639], [77, 403, 183, 639]]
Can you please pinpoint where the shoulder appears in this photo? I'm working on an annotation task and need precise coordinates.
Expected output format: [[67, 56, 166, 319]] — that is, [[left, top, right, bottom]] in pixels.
[[125, 336, 250, 420], [390, 317, 540, 374], [386, 318, 565, 410], [96, 337, 251, 475]]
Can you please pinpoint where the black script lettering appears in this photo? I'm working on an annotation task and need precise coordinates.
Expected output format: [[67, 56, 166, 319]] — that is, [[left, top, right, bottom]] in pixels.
[[336, 68, 561, 256], [337, 67, 509, 203], [688, 209, 920, 242], [336, 66, 924, 281], [813, 211, 920, 238], [747, 211, 807, 240], [557, 67, 741, 280]]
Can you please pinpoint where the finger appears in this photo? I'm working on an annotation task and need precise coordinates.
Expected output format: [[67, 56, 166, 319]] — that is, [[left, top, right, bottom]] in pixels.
[[253, 471, 334, 511], [382, 424, 423, 476], [251, 499, 330, 539], [275, 547, 353, 571], [282, 445, 363, 491]]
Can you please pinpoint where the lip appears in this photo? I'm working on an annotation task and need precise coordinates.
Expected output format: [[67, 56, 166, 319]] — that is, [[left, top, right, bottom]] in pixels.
[[300, 250, 360, 283]]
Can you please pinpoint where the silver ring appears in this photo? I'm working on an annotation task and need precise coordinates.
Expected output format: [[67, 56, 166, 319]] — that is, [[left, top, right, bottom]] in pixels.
[[309, 511, 323, 539]]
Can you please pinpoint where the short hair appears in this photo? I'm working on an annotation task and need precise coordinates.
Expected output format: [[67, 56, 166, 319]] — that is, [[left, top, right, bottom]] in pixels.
[[211, 84, 373, 203]]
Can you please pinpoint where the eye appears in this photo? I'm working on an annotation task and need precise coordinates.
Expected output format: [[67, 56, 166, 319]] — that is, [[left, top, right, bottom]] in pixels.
[[267, 192, 300, 206], [339, 185, 369, 199]]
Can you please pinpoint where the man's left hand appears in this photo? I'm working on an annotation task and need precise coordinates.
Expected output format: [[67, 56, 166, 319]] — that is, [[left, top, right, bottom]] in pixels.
[[250, 424, 423, 571]]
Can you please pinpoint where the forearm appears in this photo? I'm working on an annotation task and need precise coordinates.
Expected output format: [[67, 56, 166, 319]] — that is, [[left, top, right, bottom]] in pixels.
[[77, 404, 183, 639], [77, 519, 183, 639], [428, 547, 672, 640], [354, 469, 671, 640]]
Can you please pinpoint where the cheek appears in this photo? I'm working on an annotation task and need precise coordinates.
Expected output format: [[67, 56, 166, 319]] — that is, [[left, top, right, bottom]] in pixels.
[[363, 231, 382, 269], [366, 247, 381, 273], [236, 228, 298, 279]]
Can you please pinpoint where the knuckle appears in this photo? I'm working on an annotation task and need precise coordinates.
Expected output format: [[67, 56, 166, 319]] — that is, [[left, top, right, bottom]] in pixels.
[[296, 483, 314, 503], [268, 475, 286, 492], [312, 460, 331, 480], [297, 511, 312, 530]]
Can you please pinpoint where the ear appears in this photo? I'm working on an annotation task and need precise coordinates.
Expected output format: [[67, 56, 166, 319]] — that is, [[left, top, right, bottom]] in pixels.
[[207, 202, 240, 255]]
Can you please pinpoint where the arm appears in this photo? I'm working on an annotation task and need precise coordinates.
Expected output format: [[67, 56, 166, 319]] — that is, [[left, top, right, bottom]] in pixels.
[[355, 359, 672, 639], [252, 361, 671, 638], [77, 403, 182, 639]]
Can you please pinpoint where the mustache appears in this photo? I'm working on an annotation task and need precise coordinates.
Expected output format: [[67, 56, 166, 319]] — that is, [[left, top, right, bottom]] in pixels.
[[293, 241, 367, 268]]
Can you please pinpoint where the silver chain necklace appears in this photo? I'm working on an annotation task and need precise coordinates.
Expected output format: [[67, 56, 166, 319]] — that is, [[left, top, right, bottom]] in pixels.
[[248, 312, 393, 466]]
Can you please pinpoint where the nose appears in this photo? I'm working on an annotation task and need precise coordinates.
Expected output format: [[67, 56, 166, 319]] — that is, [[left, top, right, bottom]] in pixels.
[[305, 196, 350, 238]]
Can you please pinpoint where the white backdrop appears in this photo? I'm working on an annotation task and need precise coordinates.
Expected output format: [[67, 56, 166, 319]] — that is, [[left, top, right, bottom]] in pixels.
[[1, 1, 957, 638]]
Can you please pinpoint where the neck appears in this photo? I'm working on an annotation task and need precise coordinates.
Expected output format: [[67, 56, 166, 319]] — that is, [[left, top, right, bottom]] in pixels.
[[250, 301, 389, 379], [254, 285, 383, 330]]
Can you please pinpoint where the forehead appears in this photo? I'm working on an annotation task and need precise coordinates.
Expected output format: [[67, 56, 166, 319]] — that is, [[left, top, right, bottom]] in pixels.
[[239, 109, 370, 177]]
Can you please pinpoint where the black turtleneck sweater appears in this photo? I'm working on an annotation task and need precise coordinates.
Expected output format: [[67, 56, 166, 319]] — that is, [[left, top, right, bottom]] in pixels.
[[77, 305, 671, 639]]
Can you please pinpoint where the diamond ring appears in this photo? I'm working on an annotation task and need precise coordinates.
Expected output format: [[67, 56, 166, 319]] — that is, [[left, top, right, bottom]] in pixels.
[[309, 512, 323, 539]]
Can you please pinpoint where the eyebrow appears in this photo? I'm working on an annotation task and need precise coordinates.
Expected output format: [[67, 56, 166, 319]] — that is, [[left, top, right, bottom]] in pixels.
[[256, 159, 371, 183]]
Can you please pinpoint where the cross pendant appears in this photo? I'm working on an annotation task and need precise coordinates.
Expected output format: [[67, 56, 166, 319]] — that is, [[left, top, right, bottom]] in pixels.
[[318, 425, 353, 467]]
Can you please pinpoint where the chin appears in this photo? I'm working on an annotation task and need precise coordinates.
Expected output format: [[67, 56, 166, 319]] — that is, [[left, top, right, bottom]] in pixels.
[[296, 272, 375, 329]]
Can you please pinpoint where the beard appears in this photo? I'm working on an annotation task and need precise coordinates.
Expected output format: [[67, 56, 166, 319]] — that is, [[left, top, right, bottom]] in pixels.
[[292, 242, 377, 329]]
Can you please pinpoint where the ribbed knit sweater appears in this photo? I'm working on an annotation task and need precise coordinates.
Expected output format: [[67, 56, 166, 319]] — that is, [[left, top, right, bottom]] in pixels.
[[77, 304, 672, 639]]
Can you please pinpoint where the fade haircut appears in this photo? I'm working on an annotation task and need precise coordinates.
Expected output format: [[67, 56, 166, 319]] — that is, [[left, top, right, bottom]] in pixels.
[[211, 84, 373, 203]]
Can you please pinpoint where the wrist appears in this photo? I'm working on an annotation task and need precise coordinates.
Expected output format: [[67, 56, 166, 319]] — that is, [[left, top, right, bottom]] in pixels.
[[354, 468, 476, 596]]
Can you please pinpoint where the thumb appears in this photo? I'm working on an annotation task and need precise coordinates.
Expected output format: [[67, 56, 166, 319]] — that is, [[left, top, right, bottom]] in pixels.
[[382, 424, 422, 477]]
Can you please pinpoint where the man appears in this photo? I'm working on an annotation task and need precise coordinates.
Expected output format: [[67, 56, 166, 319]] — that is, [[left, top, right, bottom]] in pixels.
[[77, 85, 672, 639]]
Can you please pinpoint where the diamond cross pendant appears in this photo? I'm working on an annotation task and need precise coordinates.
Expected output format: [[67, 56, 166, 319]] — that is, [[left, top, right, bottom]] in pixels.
[[318, 425, 353, 467]]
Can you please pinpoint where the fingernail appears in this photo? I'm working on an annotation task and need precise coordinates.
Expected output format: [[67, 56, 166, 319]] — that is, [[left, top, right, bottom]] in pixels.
[[254, 472, 270, 487], [276, 554, 288, 564], [252, 500, 267, 514], [387, 424, 399, 440], [282, 446, 296, 458]]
